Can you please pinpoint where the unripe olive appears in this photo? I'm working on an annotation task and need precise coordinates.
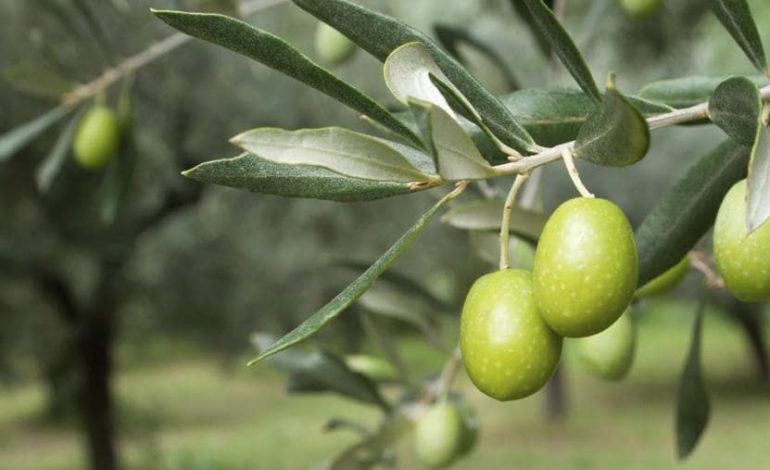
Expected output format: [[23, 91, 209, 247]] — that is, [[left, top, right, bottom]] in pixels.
[[413, 400, 464, 469], [635, 256, 689, 298], [73, 105, 121, 170], [575, 309, 636, 380], [315, 23, 357, 65], [455, 399, 478, 457], [533, 197, 638, 337], [460, 269, 562, 401], [713, 180, 770, 302], [618, 0, 662, 18], [344, 354, 398, 382]]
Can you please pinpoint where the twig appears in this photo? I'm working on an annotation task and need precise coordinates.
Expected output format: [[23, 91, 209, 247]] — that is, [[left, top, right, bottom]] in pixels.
[[499, 174, 530, 270], [60, 0, 289, 105], [690, 251, 725, 290]]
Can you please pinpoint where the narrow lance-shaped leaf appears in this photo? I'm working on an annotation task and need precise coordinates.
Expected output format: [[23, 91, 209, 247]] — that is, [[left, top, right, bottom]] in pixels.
[[183, 153, 423, 202], [441, 199, 546, 242], [3, 62, 75, 100], [152, 9, 423, 148], [248, 186, 465, 364], [676, 301, 710, 459], [519, 0, 601, 103], [639, 75, 766, 109], [291, 0, 537, 153], [323, 416, 412, 470], [433, 24, 519, 91], [709, 0, 769, 76], [574, 74, 650, 167], [507, 0, 553, 57], [408, 99, 498, 181], [636, 140, 750, 285], [231, 127, 436, 183], [0, 104, 73, 162], [251, 334, 389, 410], [383, 42, 455, 117], [35, 108, 84, 193], [747, 123, 770, 233], [708, 76, 761, 146]]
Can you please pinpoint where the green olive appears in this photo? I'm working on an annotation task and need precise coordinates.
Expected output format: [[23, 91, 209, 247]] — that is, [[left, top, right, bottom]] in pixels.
[[413, 400, 464, 468], [713, 180, 770, 302], [73, 105, 121, 170], [533, 197, 638, 337], [635, 256, 689, 298], [618, 0, 662, 18], [344, 354, 398, 382], [575, 309, 636, 380], [460, 269, 562, 401], [315, 23, 357, 65], [455, 398, 478, 458]]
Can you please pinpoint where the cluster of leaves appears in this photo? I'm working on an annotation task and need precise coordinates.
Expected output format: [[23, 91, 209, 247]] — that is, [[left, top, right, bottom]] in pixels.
[[144, 0, 770, 464]]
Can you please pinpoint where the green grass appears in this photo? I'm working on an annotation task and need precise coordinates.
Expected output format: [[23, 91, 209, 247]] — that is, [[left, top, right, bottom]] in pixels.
[[1, 299, 769, 469]]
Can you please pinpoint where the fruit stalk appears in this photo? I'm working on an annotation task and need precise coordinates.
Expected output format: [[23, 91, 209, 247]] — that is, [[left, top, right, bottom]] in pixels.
[[499, 173, 530, 270]]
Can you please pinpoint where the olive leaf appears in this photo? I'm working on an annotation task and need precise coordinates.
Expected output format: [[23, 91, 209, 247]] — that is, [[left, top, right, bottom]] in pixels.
[[291, 0, 538, 153], [152, 9, 423, 148], [35, 109, 84, 193], [2, 62, 75, 100], [321, 416, 411, 470], [676, 301, 710, 459], [441, 199, 546, 243], [248, 188, 462, 364], [507, 0, 553, 57], [639, 75, 766, 109], [636, 140, 750, 285], [183, 153, 421, 202], [383, 42, 455, 116], [0, 104, 74, 163], [574, 74, 650, 167], [407, 99, 498, 181], [518, 0, 601, 103], [230, 127, 436, 183], [708, 76, 762, 146], [251, 334, 389, 410], [746, 124, 770, 233], [709, 0, 769, 76]]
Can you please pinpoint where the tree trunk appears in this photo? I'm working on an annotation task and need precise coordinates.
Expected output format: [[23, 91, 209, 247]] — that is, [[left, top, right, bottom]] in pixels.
[[78, 308, 117, 470]]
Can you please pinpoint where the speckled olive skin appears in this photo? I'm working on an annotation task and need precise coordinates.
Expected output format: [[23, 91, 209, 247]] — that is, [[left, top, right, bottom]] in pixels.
[[635, 256, 689, 298], [315, 23, 357, 65], [533, 198, 638, 337], [460, 270, 562, 401], [413, 401, 464, 469], [576, 309, 636, 380], [73, 106, 121, 170], [714, 180, 770, 302]]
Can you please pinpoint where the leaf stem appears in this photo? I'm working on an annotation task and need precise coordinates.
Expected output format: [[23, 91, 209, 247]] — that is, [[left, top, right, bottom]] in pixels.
[[60, 0, 288, 106], [499, 173, 530, 270], [493, 83, 770, 176], [561, 147, 594, 198]]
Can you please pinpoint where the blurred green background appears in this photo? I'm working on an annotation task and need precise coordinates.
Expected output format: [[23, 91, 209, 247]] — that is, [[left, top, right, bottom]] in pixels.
[[1, 0, 769, 469]]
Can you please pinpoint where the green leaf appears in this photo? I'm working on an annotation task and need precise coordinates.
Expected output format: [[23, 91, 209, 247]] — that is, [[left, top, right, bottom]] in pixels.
[[747, 124, 770, 233], [152, 9, 423, 148], [323, 416, 411, 470], [433, 24, 519, 91], [676, 302, 710, 459], [35, 108, 83, 193], [636, 140, 750, 285], [441, 199, 546, 242], [0, 105, 74, 163], [407, 99, 498, 180], [519, 0, 601, 103], [248, 188, 463, 364], [231, 128, 435, 183], [708, 76, 762, 146], [383, 42, 454, 115], [639, 75, 766, 109], [183, 153, 422, 202], [3, 62, 75, 100], [291, 0, 537, 153], [709, 0, 769, 75], [251, 334, 389, 410], [574, 75, 650, 167], [100, 142, 136, 226]]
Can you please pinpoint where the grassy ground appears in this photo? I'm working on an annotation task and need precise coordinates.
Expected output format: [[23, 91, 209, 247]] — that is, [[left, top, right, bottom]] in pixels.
[[1, 299, 769, 469]]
